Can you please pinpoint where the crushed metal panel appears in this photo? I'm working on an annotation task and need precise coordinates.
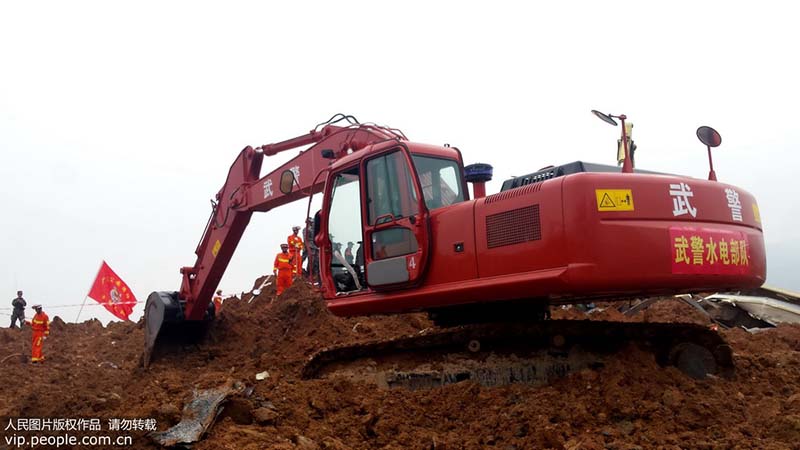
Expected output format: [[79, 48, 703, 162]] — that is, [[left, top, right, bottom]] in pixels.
[[749, 285, 800, 305], [150, 379, 244, 447], [705, 294, 800, 326]]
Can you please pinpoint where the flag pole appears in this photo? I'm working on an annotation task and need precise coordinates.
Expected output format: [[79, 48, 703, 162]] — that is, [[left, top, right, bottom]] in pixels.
[[76, 261, 105, 323]]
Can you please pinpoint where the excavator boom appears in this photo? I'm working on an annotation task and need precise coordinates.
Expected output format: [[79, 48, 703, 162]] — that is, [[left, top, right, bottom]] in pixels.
[[144, 117, 403, 366]]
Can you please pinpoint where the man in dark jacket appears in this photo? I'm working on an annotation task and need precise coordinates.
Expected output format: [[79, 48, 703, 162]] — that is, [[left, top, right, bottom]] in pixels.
[[10, 290, 26, 329], [303, 217, 320, 283]]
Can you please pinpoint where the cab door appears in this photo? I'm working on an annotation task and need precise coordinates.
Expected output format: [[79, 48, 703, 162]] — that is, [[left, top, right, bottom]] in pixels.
[[361, 146, 430, 288]]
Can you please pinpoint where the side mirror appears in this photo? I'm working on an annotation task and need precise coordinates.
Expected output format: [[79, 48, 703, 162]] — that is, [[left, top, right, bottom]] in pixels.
[[696, 126, 722, 181], [591, 110, 618, 126], [279, 170, 295, 194], [696, 126, 722, 148]]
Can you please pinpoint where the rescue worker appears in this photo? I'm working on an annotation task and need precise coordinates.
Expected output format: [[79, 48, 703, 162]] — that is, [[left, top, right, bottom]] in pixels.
[[345, 242, 355, 266], [213, 289, 223, 315], [287, 226, 304, 277], [273, 243, 294, 296], [27, 304, 49, 363], [10, 290, 26, 329]]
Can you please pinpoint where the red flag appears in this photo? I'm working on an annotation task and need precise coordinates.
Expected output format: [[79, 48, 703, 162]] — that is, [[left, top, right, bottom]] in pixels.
[[87, 261, 137, 321]]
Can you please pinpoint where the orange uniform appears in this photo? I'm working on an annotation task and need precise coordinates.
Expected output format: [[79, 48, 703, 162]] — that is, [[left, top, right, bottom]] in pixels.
[[287, 234, 304, 276], [28, 311, 50, 363], [273, 251, 294, 295], [213, 295, 223, 315]]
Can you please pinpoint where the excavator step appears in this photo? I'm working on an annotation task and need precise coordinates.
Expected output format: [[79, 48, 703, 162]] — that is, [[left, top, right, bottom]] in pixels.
[[302, 320, 733, 389]]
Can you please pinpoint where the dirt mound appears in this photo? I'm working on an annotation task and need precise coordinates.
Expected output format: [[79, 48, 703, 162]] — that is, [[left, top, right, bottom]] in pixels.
[[550, 298, 714, 325], [211, 279, 430, 374], [1, 282, 799, 449], [0, 317, 144, 439]]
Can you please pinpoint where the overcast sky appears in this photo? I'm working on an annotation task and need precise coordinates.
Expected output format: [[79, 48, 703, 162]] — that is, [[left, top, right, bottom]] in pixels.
[[1, 1, 798, 324]]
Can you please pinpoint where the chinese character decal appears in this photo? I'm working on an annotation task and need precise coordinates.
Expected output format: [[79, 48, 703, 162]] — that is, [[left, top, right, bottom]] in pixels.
[[669, 183, 697, 218], [670, 227, 749, 275], [724, 188, 743, 222], [263, 179, 273, 199]]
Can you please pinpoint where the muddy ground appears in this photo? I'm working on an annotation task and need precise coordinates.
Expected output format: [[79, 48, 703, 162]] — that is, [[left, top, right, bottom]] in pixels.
[[1, 277, 799, 449]]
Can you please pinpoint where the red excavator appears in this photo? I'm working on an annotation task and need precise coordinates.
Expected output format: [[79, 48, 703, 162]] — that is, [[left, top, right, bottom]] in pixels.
[[144, 113, 765, 386]]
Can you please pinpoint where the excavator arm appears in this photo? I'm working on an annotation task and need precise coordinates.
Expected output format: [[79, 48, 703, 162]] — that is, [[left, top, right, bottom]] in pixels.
[[178, 129, 325, 321], [144, 116, 404, 366]]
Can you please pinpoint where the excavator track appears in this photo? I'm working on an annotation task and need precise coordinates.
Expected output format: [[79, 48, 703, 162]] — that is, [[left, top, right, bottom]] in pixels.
[[302, 320, 733, 389]]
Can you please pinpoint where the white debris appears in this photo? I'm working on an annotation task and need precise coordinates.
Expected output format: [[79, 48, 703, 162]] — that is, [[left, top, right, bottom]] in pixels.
[[255, 371, 270, 381]]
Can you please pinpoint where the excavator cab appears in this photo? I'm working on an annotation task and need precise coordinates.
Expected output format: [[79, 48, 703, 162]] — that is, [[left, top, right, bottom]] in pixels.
[[284, 141, 470, 298], [314, 142, 469, 294]]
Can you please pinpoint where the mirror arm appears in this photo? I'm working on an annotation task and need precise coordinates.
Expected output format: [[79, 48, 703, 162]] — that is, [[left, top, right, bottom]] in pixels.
[[707, 146, 717, 181]]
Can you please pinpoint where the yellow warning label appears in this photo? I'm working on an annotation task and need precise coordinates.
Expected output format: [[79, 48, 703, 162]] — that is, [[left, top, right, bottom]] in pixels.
[[752, 203, 761, 223], [595, 189, 634, 211], [212, 240, 222, 257]]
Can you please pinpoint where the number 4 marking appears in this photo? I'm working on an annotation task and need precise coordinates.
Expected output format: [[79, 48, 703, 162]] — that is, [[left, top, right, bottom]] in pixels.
[[409, 256, 416, 269]]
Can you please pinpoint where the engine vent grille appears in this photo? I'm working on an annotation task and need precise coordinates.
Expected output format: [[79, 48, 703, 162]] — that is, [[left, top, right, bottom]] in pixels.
[[484, 182, 542, 204], [486, 204, 541, 249]]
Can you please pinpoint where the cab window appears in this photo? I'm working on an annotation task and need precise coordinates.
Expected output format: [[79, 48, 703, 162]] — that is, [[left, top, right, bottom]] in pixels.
[[411, 155, 465, 210]]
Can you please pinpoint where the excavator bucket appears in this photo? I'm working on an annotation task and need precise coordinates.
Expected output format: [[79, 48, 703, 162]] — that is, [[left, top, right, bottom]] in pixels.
[[143, 291, 215, 368]]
